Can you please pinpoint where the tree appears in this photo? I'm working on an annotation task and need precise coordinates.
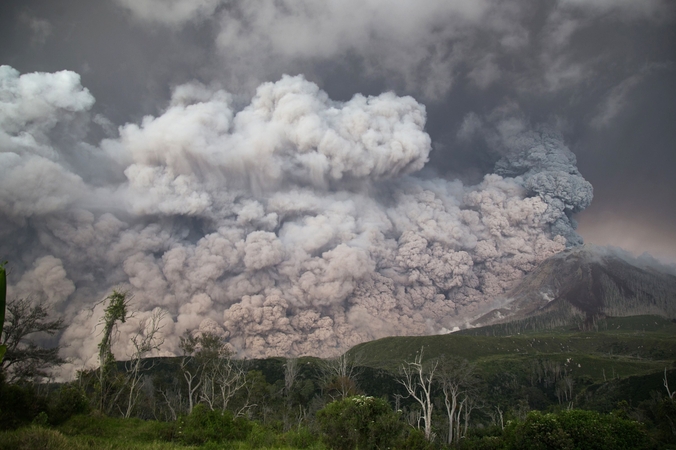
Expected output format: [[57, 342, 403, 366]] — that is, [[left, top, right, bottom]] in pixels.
[[438, 356, 476, 445], [665, 368, 675, 400], [282, 357, 299, 430], [122, 307, 166, 418], [180, 331, 248, 415], [179, 331, 203, 414], [319, 352, 363, 400], [0, 261, 7, 364], [97, 289, 130, 413], [1, 297, 64, 383], [398, 347, 438, 441]]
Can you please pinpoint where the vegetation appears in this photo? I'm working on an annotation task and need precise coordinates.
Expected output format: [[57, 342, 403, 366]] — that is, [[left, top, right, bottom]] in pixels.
[[0, 261, 6, 363], [1, 279, 675, 450], [317, 395, 404, 450], [1, 298, 65, 382], [97, 290, 130, 413]]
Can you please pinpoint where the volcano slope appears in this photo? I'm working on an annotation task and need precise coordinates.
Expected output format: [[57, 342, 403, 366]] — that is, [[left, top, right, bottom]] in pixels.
[[469, 245, 676, 333], [346, 247, 676, 407]]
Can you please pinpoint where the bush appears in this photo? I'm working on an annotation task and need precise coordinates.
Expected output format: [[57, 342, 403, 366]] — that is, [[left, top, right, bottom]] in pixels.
[[58, 413, 175, 444], [503, 410, 650, 450], [247, 422, 280, 448], [176, 404, 251, 445], [0, 426, 70, 450], [557, 409, 648, 450], [317, 395, 405, 450], [654, 398, 676, 445], [0, 382, 48, 429], [503, 411, 573, 450], [49, 384, 89, 425], [283, 426, 320, 449], [399, 427, 435, 450]]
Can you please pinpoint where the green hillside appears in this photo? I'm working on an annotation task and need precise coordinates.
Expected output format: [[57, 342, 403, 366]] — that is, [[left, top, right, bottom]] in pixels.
[[348, 315, 676, 383]]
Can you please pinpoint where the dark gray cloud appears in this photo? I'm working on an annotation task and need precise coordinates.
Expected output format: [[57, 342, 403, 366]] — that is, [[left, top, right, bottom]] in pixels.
[[1, 0, 674, 376]]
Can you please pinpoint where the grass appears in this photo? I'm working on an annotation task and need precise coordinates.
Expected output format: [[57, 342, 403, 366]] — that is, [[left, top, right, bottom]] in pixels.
[[57, 414, 176, 443], [0, 426, 194, 450], [53, 414, 324, 450], [0, 419, 327, 450]]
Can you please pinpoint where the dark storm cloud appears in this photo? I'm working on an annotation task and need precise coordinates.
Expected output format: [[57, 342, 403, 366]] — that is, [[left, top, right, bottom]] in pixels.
[[1, 0, 674, 377]]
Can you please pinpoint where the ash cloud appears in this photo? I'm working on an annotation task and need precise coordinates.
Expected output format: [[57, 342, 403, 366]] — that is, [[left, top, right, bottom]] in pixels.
[[1, 66, 592, 377], [112, 0, 674, 101]]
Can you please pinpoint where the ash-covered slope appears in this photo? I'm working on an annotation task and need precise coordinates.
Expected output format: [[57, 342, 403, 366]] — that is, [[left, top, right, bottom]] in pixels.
[[472, 246, 676, 330]]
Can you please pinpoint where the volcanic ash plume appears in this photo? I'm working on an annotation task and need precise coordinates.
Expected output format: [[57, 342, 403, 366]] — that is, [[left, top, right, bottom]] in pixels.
[[0, 66, 591, 375]]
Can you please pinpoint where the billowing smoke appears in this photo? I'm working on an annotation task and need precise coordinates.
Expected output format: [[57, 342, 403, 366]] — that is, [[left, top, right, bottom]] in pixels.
[[0, 66, 591, 377]]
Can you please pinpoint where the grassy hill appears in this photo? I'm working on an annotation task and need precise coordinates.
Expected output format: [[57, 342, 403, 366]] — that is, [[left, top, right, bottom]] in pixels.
[[348, 315, 676, 384]]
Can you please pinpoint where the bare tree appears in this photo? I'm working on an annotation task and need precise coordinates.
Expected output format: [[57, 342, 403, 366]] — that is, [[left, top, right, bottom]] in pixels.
[[461, 393, 480, 437], [438, 356, 476, 445], [398, 347, 438, 441], [179, 332, 204, 414], [555, 374, 574, 405], [665, 368, 675, 400], [319, 352, 364, 400], [1, 297, 64, 383], [282, 357, 300, 430], [122, 308, 166, 418], [495, 406, 505, 430], [180, 331, 248, 415], [284, 357, 299, 398], [214, 358, 248, 414], [158, 381, 185, 421]]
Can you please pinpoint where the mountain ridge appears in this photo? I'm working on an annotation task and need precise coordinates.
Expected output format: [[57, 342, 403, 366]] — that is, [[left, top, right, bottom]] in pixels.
[[470, 245, 676, 331]]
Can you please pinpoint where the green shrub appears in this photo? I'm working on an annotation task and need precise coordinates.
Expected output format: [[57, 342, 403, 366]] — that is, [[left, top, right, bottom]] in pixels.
[[49, 384, 89, 425], [283, 426, 320, 449], [0, 382, 48, 429], [58, 414, 174, 443], [503, 412, 573, 450], [32, 411, 49, 427], [557, 409, 648, 450], [247, 421, 280, 448], [316, 395, 405, 450], [0, 426, 69, 450], [399, 427, 435, 450], [503, 410, 649, 450], [654, 398, 676, 444], [177, 404, 250, 445]]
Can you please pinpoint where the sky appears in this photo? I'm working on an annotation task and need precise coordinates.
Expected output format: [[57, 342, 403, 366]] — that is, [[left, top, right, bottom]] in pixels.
[[0, 0, 674, 373]]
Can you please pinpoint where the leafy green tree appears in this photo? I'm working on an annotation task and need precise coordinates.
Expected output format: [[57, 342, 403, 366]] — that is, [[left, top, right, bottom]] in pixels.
[[317, 395, 404, 450], [97, 289, 130, 413]]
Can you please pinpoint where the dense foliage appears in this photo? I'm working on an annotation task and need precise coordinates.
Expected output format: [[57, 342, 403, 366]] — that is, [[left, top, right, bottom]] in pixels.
[[317, 395, 404, 450]]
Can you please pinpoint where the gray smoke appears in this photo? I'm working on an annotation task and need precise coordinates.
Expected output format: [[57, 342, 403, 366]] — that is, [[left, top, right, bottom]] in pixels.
[[113, 0, 673, 100], [494, 131, 593, 245], [0, 66, 591, 377]]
